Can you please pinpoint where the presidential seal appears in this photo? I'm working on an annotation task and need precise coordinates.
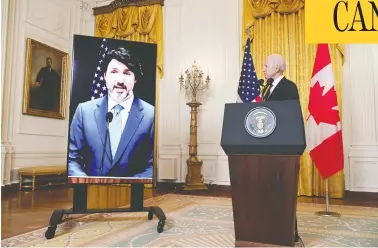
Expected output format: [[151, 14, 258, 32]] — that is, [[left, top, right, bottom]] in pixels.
[[244, 107, 276, 138]]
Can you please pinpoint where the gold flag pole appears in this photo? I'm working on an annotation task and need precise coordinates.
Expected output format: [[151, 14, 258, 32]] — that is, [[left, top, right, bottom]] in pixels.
[[315, 178, 341, 217]]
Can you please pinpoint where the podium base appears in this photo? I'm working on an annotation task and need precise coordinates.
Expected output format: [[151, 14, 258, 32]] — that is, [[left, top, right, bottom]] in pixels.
[[236, 240, 284, 247], [315, 211, 341, 217], [182, 183, 208, 191], [228, 155, 299, 247]]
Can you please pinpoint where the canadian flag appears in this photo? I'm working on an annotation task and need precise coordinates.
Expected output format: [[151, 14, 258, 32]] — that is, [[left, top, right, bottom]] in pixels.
[[305, 44, 344, 179]]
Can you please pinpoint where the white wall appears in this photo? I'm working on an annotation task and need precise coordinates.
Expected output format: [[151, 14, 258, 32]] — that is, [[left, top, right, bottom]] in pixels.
[[342, 45, 378, 192], [157, 0, 242, 185], [1, 0, 11, 186], [1, 0, 82, 185]]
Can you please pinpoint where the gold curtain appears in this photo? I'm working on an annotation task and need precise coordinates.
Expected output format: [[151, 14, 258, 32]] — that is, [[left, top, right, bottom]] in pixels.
[[95, 4, 164, 78], [242, 0, 344, 198]]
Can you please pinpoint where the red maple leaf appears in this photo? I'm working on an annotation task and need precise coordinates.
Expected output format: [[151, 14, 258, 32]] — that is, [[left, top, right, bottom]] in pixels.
[[308, 81, 340, 125]]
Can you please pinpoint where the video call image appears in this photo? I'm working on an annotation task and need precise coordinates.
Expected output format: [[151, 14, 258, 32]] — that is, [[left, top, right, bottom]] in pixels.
[[67, 35, 157, 183]]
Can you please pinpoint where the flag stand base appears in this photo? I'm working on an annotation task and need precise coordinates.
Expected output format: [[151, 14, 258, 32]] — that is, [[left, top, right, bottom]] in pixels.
[[315, 211, 341, 217], [315, 178, 341, 217]]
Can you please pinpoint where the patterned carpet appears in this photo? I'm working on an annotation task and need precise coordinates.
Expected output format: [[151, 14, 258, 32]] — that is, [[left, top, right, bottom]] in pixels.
[[2, 194, 378, 247]]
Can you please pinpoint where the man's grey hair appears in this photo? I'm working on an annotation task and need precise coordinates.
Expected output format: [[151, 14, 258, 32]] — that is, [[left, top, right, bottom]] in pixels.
[[268, 54, 286, 73]]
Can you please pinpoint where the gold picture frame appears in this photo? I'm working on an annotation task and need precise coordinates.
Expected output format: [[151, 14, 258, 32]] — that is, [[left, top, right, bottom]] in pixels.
[[22, 38, 68, 119]]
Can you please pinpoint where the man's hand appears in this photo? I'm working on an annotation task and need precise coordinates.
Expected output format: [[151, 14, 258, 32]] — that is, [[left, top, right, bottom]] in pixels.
[[35, 82, 41, 87]]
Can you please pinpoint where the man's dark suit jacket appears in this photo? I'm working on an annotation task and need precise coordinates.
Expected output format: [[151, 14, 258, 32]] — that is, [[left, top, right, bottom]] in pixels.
[[36, 67, 61, 110], [68, 95, 154, 178], [265, 77, 299, 101]]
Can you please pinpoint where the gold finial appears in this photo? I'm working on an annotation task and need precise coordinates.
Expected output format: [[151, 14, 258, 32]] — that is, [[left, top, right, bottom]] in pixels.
[[246, 27, 251, 37], [245, 20, 255, 41]]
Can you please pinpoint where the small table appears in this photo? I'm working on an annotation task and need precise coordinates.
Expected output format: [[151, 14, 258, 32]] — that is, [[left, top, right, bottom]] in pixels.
[[18, 165, 67, 191]]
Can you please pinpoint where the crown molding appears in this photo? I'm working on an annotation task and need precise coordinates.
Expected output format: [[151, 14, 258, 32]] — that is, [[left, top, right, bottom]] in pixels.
[[93, 0, 164, 15]]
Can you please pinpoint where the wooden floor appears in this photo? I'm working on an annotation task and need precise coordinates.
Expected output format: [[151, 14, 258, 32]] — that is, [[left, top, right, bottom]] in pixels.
[[2, 185, 378, 240], [2, 186, 73, 239]]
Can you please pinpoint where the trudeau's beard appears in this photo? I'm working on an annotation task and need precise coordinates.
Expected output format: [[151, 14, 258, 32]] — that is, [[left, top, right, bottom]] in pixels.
[[108, 88, 132, 103]]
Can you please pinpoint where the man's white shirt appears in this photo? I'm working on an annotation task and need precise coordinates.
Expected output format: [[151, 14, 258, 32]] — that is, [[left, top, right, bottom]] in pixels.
[[269, 75, 284, 95]]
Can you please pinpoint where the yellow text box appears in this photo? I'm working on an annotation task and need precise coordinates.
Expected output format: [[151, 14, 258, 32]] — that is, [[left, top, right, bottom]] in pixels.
[[305, 0, 378, 43]]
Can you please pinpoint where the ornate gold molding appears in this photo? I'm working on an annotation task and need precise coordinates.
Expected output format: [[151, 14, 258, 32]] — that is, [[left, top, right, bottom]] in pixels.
[[247, 0, 304, 18], [93, 0, 164, 15]]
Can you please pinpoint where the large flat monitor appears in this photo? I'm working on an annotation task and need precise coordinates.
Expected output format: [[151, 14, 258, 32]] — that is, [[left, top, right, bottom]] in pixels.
[[67, 35, 157, 185]]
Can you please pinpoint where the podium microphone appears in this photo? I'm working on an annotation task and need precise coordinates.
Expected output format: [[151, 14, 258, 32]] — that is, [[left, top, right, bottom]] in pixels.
[[261, 78, 274, 101], [100, 112, 113, 176]]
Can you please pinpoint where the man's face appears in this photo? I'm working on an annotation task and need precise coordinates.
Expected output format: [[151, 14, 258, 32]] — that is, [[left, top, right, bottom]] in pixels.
[[46, 59, 52, 68], [263, 56, 278, 79], [104, 58, 136, 103]]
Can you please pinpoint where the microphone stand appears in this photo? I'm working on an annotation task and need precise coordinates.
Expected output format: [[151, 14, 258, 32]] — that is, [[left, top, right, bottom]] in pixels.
[[100, 120, 110, 176], [261, 84, 270, 102], [261, 79, 273, 102]]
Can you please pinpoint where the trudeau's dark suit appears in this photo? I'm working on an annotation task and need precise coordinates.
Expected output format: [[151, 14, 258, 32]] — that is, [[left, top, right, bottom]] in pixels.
[[265, 76, 301, 242], [68, 95, 154, 178]]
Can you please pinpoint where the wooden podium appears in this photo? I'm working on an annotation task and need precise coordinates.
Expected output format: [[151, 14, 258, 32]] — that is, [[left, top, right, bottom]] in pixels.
[[220, 100, 306, 247]]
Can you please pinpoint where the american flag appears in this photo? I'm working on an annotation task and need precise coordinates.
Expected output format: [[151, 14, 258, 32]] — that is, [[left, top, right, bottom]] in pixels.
[[90, 38, 109, 100], [236, 38, 262, 103]]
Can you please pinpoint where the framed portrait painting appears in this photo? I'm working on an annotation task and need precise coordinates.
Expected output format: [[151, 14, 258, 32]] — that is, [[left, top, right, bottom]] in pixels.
[[22, 38, 68, 119]]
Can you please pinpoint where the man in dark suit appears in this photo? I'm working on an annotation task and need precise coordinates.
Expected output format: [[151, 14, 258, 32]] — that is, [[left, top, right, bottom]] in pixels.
[[68, 47, 154, 178], [262, 54, 301, 243], [34, 57, 61, 111], [261, 54, 299, 102]]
